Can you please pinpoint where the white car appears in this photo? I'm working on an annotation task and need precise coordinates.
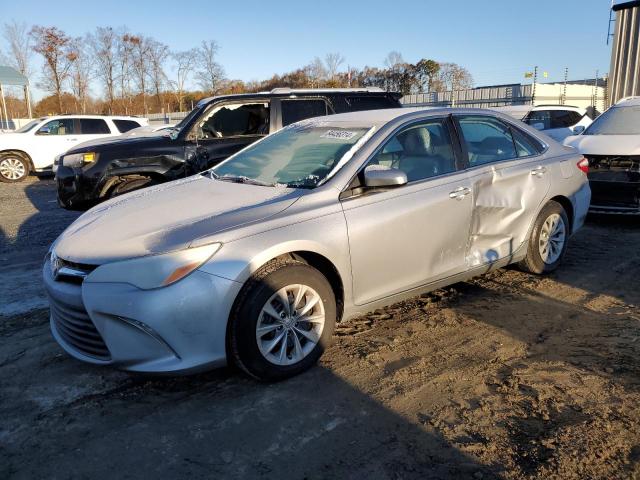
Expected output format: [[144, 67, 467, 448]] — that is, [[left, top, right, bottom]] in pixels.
[[564, 97, 640, 214], [493, 105, 594, 143], [0, 115, 148, 182]]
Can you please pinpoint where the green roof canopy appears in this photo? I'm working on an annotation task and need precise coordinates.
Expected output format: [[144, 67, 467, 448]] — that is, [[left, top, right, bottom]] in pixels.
[[0, 65, 29, 86]]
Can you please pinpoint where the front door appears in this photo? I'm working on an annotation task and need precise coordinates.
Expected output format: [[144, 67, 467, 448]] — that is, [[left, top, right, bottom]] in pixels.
[[32, 118, 79, 169], [342, 117, 473, 306], [454, 115, 551, 266], [185, 100, 272, 173]]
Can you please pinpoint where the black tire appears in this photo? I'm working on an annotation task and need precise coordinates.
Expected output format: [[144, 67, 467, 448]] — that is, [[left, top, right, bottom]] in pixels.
[[109, 176, 157, 198], [518, 200, 570, 274], [228, 257, 336, 382], [0, 153, 30, 183]]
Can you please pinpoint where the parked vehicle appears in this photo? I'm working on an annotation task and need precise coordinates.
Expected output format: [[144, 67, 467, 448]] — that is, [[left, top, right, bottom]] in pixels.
[[493, 105, 594, 142], [44, 108, 590, 380], [0, 115, 148, 182], [55, 88, 402, 209], [564, 96, 640, 214]]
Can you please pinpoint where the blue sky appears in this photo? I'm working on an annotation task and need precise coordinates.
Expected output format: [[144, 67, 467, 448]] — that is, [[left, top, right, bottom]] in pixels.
[[2, 0, 615, 98]]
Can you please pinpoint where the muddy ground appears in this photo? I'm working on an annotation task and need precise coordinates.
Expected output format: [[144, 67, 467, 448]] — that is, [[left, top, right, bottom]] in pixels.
[[1, 177, 639, 479]]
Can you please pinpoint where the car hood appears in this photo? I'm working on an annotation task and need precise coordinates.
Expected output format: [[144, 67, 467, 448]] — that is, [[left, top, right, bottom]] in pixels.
[[53, 175, 302, 264], [564, 134, 640, 156], [69, 132, 169, 152]]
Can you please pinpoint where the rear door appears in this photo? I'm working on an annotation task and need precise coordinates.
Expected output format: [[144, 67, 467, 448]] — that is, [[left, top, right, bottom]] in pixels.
[[185, 100, 272, 173], [453, 114, 551, 266], [342, 117, 473, 305], [78, 118, 113, 144]]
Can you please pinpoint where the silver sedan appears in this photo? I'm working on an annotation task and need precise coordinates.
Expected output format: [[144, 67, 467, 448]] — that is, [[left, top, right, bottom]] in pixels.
[[44, 108, 591, 381]]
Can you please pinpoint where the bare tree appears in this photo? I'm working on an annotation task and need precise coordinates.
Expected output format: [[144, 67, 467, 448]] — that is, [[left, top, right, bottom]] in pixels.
[[117, 30, 135, 111], [147, 39, 169, 111], [88, 27, 118, 114], [68, 38, 93, 113], [30, 26, 75, 113], [195, 40, 225, 95], [307, 57, 326, 87], [324, 53, 345, 80], [433, 62, 474, 92], [128, 35, 151, 114], [170, 48, 197, 111], [384, 51, 404, 70], [4, 21, 33, 112]]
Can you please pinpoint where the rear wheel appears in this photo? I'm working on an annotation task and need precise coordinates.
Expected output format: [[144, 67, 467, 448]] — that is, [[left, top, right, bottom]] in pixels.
[[229, 258, 336, 381], [519, 200, 569, 274], [0, 154, 29, 182]]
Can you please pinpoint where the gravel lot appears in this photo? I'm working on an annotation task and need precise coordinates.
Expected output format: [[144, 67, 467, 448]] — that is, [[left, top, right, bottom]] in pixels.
[[1, 177, 639, 479]]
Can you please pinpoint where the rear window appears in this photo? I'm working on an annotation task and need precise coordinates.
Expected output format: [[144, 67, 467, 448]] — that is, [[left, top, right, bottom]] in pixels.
[[332, 95, 399, 113], [281, 99, 328, 126], [79, 119, 110, 134], [113, 119, 141, 133]]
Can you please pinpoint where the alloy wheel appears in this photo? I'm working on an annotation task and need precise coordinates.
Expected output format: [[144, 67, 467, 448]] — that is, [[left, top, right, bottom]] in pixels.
[[0, 157, 26, 181], [256, 284, 325, 366], [538, 213, 566, 264]]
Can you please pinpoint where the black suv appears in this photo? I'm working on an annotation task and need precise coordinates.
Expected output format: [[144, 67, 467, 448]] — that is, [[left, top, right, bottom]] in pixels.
[[56, 88, 402, 209]]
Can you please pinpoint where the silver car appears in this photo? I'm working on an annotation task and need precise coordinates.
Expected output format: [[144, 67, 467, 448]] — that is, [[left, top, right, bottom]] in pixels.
[[44, 108, 591, 380]]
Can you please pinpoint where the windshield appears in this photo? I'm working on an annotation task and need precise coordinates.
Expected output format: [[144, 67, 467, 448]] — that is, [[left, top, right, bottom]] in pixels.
[[211, 123, 372, 188], [15, 119, 43, 133], [171, 106, 203, 133], [584, 106, 640, 135]]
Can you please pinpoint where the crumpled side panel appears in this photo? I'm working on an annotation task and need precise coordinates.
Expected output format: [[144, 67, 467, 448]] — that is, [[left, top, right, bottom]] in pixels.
[[466, 164, 550, 267]]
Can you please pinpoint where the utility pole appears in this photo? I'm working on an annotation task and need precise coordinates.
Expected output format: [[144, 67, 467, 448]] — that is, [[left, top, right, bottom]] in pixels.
[[531, 66, 538, 105]]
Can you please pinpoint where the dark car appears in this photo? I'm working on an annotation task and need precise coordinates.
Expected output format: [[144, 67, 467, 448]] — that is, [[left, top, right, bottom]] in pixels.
[[56, 88, 402, 209]]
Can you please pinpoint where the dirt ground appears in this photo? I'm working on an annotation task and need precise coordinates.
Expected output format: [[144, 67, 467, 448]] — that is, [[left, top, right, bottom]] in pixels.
[[1, 177, 639, 479]]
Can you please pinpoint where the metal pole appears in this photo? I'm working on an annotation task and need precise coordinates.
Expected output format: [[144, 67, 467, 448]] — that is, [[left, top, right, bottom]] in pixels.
[[0, 84, 9, 130], [531, 66, 538, 105], [25, 85, 33, 119], [562, 67, 568, 105]]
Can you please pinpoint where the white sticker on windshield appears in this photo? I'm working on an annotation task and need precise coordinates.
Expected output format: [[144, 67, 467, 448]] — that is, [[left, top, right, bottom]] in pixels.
[[321, 130, 357, 140]]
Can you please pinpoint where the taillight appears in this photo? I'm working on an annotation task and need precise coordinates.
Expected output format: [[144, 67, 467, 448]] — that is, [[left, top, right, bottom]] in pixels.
[[577, 157, 589, 174]]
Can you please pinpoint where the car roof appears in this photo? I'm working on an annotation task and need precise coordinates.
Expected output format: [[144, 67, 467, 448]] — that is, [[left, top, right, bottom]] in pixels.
[[305, 107, 520, 128], [615, 96, 640, 107], [196, 88, 401, 107], [44, 115, 143, 120]]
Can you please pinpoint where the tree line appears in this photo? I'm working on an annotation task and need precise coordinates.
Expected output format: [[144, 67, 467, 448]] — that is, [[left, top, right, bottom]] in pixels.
[[1, 21, 473, 118]]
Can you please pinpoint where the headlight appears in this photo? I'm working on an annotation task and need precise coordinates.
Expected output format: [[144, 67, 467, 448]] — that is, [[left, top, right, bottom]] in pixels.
[[86, 243, 221, 290], [62, 152, 97, 168]]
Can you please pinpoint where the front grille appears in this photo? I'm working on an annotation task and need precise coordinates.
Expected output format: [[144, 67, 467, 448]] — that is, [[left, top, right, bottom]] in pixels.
[[50, 299, 111, 361]]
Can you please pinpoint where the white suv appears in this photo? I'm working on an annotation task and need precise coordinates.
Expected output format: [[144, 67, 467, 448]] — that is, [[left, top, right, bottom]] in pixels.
[[0, 115, 148, 182], [493, 105, 594, 142]]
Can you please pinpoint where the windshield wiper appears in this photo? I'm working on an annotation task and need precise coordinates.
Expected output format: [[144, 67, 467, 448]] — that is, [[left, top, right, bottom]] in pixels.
[[216, 174, 276, 187]]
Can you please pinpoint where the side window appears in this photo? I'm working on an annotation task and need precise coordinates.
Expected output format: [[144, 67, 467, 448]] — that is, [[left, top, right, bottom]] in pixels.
[[511, 127, 541, 157], [195, 102, 270, 139], [79, 119, 110, 134], [368, 119, 457, 182], [113, 119, 141, 133], [38, 118, 75, 135], [523, 110, 551, 130], [457, 116, 517, 166], [550, 110, 582, 128], [281, 99, 328, 126]]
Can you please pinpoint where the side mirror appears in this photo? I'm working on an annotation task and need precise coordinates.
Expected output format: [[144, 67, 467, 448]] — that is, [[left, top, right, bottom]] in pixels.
[[36, 126, 50, 135], [531, 122, 545, 131], [363, 165, 407, 188], [573, 125, 586, 135]]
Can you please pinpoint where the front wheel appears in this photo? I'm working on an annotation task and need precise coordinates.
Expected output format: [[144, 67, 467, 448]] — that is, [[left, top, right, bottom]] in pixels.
[[519, 200, 570, 274], [0, 154, 30, 182], [228, 258, 336, 381]]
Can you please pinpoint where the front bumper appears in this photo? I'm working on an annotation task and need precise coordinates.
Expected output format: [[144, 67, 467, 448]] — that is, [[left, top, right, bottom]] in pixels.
[[56, 165, 95, 210], [43, 257, 242, 373]]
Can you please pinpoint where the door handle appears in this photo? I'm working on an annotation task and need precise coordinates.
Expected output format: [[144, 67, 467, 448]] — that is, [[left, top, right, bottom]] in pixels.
[[449, 186, 471, 200], [530, 166, 547, 177]]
